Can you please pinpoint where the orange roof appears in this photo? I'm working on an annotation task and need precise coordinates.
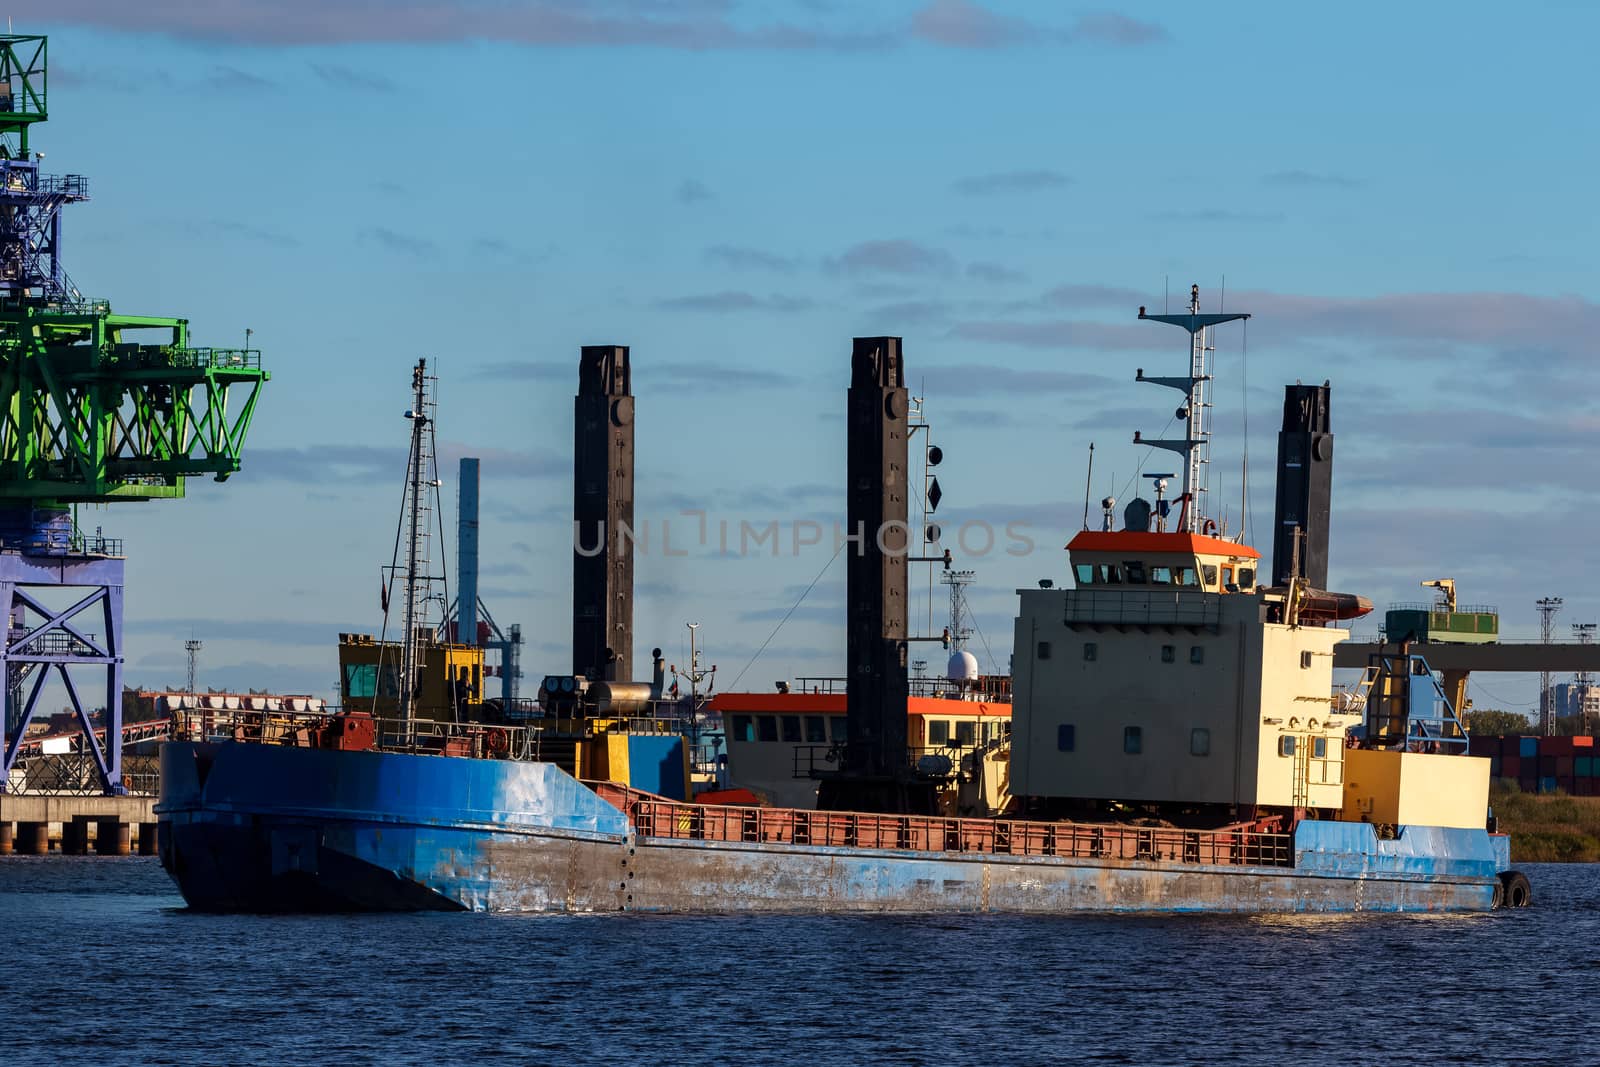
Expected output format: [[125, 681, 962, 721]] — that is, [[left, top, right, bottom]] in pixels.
[[1065, 530, 1261, 560], [709, 692, 1010, 717]]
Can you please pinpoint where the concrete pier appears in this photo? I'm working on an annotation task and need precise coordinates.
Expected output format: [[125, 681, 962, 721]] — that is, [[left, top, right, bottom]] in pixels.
[[15, 821, 48, 854], [0, 795, 158, 857]]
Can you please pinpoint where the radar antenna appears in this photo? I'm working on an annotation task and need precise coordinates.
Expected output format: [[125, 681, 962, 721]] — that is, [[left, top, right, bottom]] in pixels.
[[1133, 284, 1250, 533]]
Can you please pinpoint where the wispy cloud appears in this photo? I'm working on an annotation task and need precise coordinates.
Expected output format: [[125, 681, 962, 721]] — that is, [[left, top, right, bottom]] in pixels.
[[827, 239, 954, 277], [311, 62, 395, 92], [705, 244, 799, 273], [676, 179, 716, 204], [189, 219, 300, 249], [656, 291, 814, 313], [23, 0, 891, 50], [246, 442, 562, 483], [1069, 12, 1167, 46], [966, 261, 1027, 284], [919, 363, 1117, 395], [474, 359, 802, 393], [911, 2, 1165, 49], [947, 319, 1163, 350], [1263, 169, 1361, 189], [1148, 208, 1285, 224], [361, 226, 438, 259], [203, 65, 274, 92], [952, 169, 1072, 195]]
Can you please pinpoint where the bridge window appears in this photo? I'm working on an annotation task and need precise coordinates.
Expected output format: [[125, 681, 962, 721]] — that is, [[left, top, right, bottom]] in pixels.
[[781, 715, 802, 743], [1058, 724, 1075, 751], [1151, 565, 1173, 584], [1075, 564, 1095, 585], [804, 716, 827, 743], [829, 716, 848, 742], [343, 663, 377, 700], [1191, 728, 1210, 756], [1097, 563, 1122, 584], [955, 721, 976, 747], [1175, 566, 1199, 587], [929, 719, 950, 745], [1204, 565, 1219, 587], [1123, 561, 1147, 584], [1239, 567, 1255, 588], [1124, 726, 1143, 754], [757, 716, 779, 742], [730, 714, 755, 742]]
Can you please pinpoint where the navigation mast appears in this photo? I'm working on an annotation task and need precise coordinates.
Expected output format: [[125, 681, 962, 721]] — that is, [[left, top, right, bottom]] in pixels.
[[1134, 285, 1250, 533]]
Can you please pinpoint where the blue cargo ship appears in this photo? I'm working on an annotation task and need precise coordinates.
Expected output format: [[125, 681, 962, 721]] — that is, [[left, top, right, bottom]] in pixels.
[[156, 293, 1531, 915], [156, 739, 1518, 913]]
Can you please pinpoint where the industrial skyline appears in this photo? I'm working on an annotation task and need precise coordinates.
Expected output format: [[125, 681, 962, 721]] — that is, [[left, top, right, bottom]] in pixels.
[[14, 2, 1597, 715]]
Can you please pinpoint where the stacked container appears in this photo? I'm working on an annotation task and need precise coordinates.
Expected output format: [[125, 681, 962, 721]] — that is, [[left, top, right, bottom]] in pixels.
[[1471, 734, 1598, 794]]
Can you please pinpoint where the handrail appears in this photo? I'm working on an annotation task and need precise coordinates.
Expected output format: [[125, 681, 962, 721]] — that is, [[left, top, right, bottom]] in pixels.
[[594, 783, 1294, 869]]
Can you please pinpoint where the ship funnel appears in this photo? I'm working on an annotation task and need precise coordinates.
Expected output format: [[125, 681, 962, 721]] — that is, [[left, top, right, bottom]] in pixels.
[[1271, 383, 1333, 588], [573, 346, 634, 682]]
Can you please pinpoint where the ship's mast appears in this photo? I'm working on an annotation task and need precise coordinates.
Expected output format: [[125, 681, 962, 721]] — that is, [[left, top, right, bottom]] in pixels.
[[398, 359, 440, 726], [1134, 285, 1249, 533]]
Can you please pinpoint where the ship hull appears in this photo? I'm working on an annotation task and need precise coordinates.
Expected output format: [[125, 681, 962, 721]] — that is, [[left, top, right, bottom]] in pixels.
[[157, 742, 1510, 914]]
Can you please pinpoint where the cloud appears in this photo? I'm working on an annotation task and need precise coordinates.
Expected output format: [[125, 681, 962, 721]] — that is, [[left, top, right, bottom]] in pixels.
[[23, 0, 892, 50], [311, 62, 396, 91], [911, 0, 1040, 48], [676, 179, 716, 204], [655, 291, 814, 313], [189, 219, 299, 248], [1263, 169, 1361, 189], [361, 226, 439, 259], [952, 169, 1072, 195], [946, 319, 1164, 350], [1147, 208, 1285, 224], [473, 358, 802, 393], [827, 239, 954, 277], [203, 64, 274, 91], [705, 244, 799, 273], [912, 3, 1164, 48], [966, 261, 1027, 284], [131, 617, 362, 648], [864, 300, 950, 325], [918, 363, 1117, 395], [246, 442, 562, 483], [1069, 12, 1167, 45], [1032, 283, 1146, 309]]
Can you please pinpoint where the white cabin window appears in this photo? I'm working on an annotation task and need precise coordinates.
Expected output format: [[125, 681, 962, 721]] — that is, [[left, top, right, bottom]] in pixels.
[[955, 721, 976, 747], [928, 719, 950, 746], [1279, 735, 1297, 757], [1300, 651, 1313, 669]]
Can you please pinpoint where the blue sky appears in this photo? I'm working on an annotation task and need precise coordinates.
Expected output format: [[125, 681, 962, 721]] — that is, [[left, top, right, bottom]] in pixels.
[[15, 1, 1598, 717]]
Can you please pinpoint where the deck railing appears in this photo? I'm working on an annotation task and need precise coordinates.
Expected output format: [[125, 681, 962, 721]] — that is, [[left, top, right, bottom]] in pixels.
[[593, 784, 1294, 868]]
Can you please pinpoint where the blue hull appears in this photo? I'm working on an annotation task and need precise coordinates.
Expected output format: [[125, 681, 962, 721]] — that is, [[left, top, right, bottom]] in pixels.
[[156, 742, 1512, 914]]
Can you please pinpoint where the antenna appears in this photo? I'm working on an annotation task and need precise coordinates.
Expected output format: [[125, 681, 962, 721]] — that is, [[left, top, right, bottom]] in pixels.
[[1081, 442, 1095, 530], [1537, 596, 1564, 735], [1134, 284, 1250, 533], [185, 638, 202, 695]]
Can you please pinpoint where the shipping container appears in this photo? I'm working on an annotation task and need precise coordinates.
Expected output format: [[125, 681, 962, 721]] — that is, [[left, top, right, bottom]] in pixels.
[[1539, 776, 1558, 794], [1520, 736, 1539, 758], [1502, 755, 1522, 777]]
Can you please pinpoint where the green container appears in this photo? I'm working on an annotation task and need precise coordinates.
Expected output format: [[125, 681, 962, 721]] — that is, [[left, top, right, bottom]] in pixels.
[[1580, 756, 1595, 778]]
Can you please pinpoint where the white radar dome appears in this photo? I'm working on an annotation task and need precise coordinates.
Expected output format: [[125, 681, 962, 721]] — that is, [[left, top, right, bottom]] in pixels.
[[947, 650, 980, 683]]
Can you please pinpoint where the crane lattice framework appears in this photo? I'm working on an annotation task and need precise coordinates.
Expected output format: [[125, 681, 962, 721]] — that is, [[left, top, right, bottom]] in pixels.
[[0, 36, 269, 795]]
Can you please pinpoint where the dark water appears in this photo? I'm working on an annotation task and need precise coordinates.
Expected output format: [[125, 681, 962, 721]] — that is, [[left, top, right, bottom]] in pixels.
[[1, 859, 1594, 1066]]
